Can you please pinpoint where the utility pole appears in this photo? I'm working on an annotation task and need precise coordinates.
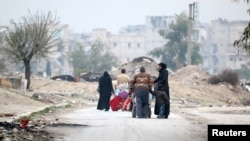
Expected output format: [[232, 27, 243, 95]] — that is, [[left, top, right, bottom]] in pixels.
[[187, 2, 198, 65], [187, 3, 193, 65]]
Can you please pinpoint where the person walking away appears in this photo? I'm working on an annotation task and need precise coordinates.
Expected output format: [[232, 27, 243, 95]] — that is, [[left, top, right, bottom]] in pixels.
[[97, 71, 114, 111], [115, 68, 130, 96], [154, 63, 170, 118], [117, 68, 130, 86], [131, 66, 152, 118]]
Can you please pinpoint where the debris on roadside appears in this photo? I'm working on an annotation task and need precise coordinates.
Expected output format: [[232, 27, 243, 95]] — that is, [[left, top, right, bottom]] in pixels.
[[0, 117, 59, 141], [51, 75, 76, 82]]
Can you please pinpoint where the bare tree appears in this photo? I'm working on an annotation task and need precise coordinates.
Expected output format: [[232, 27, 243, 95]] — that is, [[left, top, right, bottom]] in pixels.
[[3, 10, 62, 89]]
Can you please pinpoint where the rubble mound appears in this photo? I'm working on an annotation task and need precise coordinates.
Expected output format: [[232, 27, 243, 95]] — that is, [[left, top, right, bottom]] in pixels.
[[111, 56, 159, 78], [169, 65, 250, 106], [170, 65, 209, 82]]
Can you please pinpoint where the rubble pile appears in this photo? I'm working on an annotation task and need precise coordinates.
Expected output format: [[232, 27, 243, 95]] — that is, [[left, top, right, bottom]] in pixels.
[[169, 65, 250, 106], [111, 56, 159, 78], [170, 65, 209, 82]]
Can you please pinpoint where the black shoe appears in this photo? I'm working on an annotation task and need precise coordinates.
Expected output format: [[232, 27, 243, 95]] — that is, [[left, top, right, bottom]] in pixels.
[[104, 109, 109, 111], [157, 115, 165, 119], [138, 117, 147, 119]]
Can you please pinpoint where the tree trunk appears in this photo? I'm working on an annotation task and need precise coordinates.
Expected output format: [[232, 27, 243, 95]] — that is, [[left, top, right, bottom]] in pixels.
[[24, 59, 31, 89]]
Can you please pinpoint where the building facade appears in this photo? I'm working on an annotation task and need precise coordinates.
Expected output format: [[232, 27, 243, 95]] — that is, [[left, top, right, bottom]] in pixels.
[[90, 28, 145, 63], [199, 19, 250, 74]]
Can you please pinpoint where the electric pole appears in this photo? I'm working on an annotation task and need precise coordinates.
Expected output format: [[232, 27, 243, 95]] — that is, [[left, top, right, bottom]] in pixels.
[[187, 3, 193, 65], [187, 2, 198, 65]]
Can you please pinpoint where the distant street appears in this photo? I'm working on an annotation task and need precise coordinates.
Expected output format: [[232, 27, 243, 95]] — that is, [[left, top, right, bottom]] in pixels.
[[49, 107, 206, 141]]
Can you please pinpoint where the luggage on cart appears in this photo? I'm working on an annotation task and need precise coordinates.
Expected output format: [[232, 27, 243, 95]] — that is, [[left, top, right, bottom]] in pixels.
[[118, 91, 129, 100], [110, 96, 122, 111], [121, 96, 132, 111]]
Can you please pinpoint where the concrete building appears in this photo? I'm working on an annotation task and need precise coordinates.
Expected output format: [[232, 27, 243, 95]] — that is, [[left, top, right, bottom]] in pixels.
[[90, 28, 145, 63], [199, 19, 250, 74], [47, 24, 72, 76], [31, 24, 72, 77], [88, 16, 176, 64], [145, 16, 176, 52]]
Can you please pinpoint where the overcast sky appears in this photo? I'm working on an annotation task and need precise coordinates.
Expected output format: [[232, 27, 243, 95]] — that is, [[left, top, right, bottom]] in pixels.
[[0, 0, 249, 33]]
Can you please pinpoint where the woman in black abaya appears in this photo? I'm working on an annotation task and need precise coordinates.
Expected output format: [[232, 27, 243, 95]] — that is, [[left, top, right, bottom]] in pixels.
[[154, 63, 170, 118], [97, 71, 114, 111]]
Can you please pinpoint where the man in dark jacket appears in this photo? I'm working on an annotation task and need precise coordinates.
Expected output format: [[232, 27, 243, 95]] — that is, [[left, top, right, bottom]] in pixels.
[[154, 63, 170, 118]]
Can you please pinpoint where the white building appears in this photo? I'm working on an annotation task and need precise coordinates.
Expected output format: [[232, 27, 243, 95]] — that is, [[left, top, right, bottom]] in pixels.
[[199, 19, 250, 74], [145, 16, 176, 50], [33, 24, 72, 77], [88, 16, 177, 64], [90, 28, 145, 63]]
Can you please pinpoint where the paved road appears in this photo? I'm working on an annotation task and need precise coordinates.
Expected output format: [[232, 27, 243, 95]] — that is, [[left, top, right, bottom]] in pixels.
[[50, 106, 206, 141]]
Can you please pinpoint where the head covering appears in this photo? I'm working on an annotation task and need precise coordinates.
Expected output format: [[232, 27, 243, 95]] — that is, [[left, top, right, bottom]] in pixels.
[[140, 66, 145, 72], [103, 71, 109, 77], [158, 63, 167, 70]]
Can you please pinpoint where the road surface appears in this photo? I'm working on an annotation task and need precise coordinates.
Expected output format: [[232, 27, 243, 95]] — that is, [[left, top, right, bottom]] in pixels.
[[49, 106, 207, 141]]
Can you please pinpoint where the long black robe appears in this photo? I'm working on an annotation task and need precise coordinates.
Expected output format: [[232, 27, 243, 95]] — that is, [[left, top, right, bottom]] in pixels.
[[97, 72, 114, 110], [154, 69, 170, 118]]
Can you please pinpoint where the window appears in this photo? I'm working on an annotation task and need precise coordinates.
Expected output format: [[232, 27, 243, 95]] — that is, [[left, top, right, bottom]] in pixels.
[[128, 43, 131, 48], [137, 43, 140, 47], [113, 42, 116, 47], [212, 44, 217, 54]]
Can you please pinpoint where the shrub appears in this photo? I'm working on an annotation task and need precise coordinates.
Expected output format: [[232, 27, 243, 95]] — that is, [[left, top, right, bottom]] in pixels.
[[208, 75, 221, 84], [208, 69, 239, 86], [219, 69, 239, 86]]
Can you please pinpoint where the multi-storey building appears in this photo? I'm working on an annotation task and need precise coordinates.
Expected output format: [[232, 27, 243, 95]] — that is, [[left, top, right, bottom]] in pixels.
[[24, 24, 72, 77], [90, 28, 145, 63], [89, 16, 176, 64], [199, 19, 250, 74], [145, 16, 175, 50]]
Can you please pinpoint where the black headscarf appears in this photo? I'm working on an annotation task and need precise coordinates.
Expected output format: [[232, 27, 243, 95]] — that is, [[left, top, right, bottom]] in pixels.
[[103, 71, 109, 77], [99, 71, 113, 94], [158, 63, 167, 72]]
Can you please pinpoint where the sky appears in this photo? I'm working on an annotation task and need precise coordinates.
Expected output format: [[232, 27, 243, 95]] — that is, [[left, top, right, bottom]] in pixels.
[[0, 0, 249, 34]]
